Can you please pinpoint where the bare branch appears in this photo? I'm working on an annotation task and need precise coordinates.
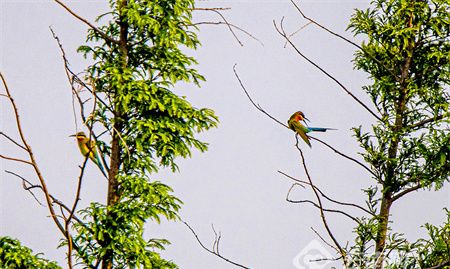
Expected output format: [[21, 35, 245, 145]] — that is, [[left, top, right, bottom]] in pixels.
[[53, 0, 118, 45], [50, 27, 113, 115], [392, 184, 421, 202], [408, 113, 449, 130], [286, 184, 361, 223], [0, 132, 27, 151], [279, 171, 374, 216], [288, 0, 398, 80], [310, 227, 339, 253], [183, 221, 251, 269], [294, 137, 348, 263], [233, 64, 288, 129], [194, 7, 244, 46], [0, 154, 33, 165], [191, 21, 264, 46], [274, 18, 381, 121], [5, 170, 44, 206], [310, 137, 377, 177], [0, 72, 67, 239], [283, 22, 313, 48], [288, 196, 361, 223]]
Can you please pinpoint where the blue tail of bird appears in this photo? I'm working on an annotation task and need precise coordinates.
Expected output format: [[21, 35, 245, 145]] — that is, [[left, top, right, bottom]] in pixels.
[[307, 127, 337, 132], [95, 155, 107, 178]]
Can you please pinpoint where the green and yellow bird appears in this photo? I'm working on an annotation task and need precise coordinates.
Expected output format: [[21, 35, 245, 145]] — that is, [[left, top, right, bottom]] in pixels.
[[70, 132, 106, 175], [288, 111, 335, 147]]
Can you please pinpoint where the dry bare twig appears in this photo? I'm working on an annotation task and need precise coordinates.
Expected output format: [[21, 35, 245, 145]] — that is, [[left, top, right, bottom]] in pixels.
[[183, 221, 251, 269], [194, 7, 244, 46], [273, 18, 381, 121], [288, 0, 398, 81], [53, 0, 118, 45], [279, 170, 374, 216], [294, 137, 348, 264]]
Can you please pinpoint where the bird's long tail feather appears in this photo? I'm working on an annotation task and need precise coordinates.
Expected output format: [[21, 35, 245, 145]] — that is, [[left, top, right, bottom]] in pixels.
[[95, 155, 108, 178], [308, 127, 337, 132]]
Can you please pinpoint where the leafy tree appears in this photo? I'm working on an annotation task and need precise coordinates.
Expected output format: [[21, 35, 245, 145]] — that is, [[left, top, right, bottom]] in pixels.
[[1, 0, 217, 268], [0, 236, 61, 269], [266, 0, 450, 268], [348, 0, 449, 267], [72, 1, 217, 267]]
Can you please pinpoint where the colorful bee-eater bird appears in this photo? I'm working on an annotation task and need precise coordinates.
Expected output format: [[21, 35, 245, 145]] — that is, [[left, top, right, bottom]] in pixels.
[[70, 132, 106, 175], [288, 111, 335, 147]]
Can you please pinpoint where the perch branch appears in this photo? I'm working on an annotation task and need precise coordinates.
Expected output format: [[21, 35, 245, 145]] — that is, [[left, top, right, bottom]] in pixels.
[[274, 18, 381, 121], [294, 138, 347, 263]]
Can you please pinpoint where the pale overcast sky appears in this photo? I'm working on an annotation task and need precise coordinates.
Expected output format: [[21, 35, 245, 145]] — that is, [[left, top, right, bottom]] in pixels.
[[1, 1, 449, 269]]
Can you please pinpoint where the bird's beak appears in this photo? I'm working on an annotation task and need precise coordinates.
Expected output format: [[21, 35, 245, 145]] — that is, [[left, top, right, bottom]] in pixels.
[[304, 117, 310, 122], [69, 134, 76, 137]]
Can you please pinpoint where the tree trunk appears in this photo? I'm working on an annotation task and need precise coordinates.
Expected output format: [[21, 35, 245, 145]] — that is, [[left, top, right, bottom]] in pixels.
[[374, 192, 393, 269], [101, 1, 128, 268]]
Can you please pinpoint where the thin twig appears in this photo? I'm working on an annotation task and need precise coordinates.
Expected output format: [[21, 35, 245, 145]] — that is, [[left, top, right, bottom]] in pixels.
[[287, 188, 361, 224], [53, 0, 118, 45], [274, 18, 381, 121], [183, 221, 251, 269], [310, 227, 339, 252], [288, 0, 398, 80], [5, 170, 44, 206], [0, 132, 27, 151], [191, 21, 264, 46], [279, 170, 374, 216], [0, 154, 33, 165], [310, 137, 376, 177], [50, 27, 113, 114], [284, 21, 313, 48], [194, 7, 243, 46], [295, 138, 348, 263], [0, 72, 67, 243], [233, 64, 287, 128]]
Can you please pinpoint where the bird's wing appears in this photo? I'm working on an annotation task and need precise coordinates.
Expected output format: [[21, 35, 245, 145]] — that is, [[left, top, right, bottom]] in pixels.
[[298, 130, 311, 147], [290, 121, 312, 147]]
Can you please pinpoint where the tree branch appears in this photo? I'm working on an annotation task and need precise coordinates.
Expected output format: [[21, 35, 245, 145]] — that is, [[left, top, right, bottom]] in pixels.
[[0, 72, 67, 241], [233, 64, 288, 128], [183, 221, 251, 269], [407, 113, 449, 130], [234, 65, 376, 178], [0, 132, 27, 151], [279, 170, 374, 216], [191, 21, 263, 47], [288, 0, 398, 80], [53, 0, 119, 45], [423, 259, 450, 269], [310, 137, 377, 177], [194, 8, 243, 47], [274, 18, 381, 121], [294, 138, 348, 263], [5, 170, 45, 206], [287, 192, 361, 224], [0, 154, 33, 165], [392, 184, 421, 202]]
